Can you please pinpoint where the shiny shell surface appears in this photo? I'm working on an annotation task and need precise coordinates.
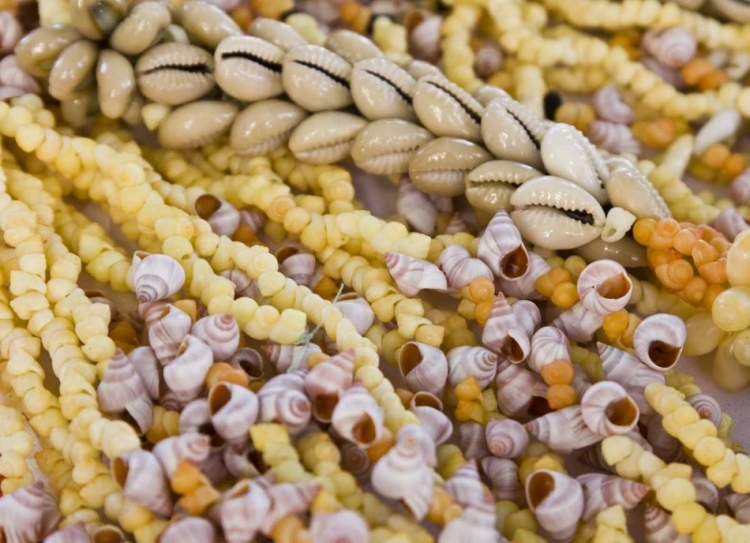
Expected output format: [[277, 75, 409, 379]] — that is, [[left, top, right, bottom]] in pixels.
[[135, 42, 215, 106], [214, 36, 284, 102], [350, 57, 417, 122], [325, 29, 384, 65], [230, 99, 309, 156], [289, 111, 368, 164], [14, 25, 82, 78], [48, 39, 99, 101], [96, 49, 135, 119], [247, 18, 308, 52], [350, 119, 434, 175], [109, 1, 171, 56], [465, 160, 543, 215], [179, 0, 242, 50], [481, 98, 545, 171], [281, 44, 353, 112], [412, 75, 484, 142], [70, 0, 127, 40], [409, 137, 492, 197], [605, 157, 671, 220], [158, 100, 239, 150]]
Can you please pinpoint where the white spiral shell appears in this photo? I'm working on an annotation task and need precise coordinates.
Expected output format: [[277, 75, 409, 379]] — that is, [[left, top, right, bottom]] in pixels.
[[436, 244, 494, 292], [591, 86, 634, 124], [528, 326, 570, 373], [576, 259, 633, 315], [642, 27, 697, 68], [485, 419, 529, 459], [634, 313, 686, 371], [586, 120, 641, 155], [581, 381, 640, 437]]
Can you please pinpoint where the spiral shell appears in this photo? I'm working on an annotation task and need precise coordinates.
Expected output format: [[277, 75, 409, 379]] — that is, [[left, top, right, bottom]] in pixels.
[[407, 11, 442, 63], [309, 511, 370, 543], [498, 251, 551, 301], [481, 456, 524, 502], [331, 381, 384, 448], [552, 301, 605, 344], [726, 493, 750, 523], [730, 168, 750, 204], [276, 245, 317, 288], [160, 517, 216, 543], [576, 260, 633, 315], [260, 482, 322, 535], [0, 55, 40, 96], [398, 341, 449, 397], [221, 446, 260, 480], [525, 406, 601, 453], [586, 120, 641, 155], [282, 44, 352, 112], [485, 419, 528, 459], [371, 424, 435, 520], [339, 441, 372, 483], [258, 370, 312, 435], [646, 415, 684, 462], [634, 313, 686, 371], [477, 209, 530, 281], [482, 292, 531, 363], [0, 12, 23, 54], [304, 349, 355, 422], [191, 313, 240, 362], [262, 342, 322, 373], [578, 473, 649, 522], [43, 523, 91, 543], [207, 382, 259, 450], [436, 245, 494, 293], [693, 475, 720, 512], [644, 502, 690, 543], [591, 86, 634, 124], [0, 481, 60, 542], [131, 253, 185, 304], [710, 208, 748, 242], [444, 460, 486, 507], [581, 381, 640, 437], [385, 252, 448, 296], [333, 294, 374, 336], [598, 342, 665, 415], [526, 470, 584, 543], [221, 269, 260, 300], [395, 176, 442, 235], [194, 194, 241, 237], [163, 335, 214, 405], [97, 349, 153, 434], [528, 326, 570, 373], [495, 359, 547, 417], [687, 393, 723, 428], [111, 450, 172, 517], [153, 433, 211, 478], [411, 400, 453, 446], [642, 27, 697, 68], [443, 346, 497, 390], [459, 421, 491, 461], [218, 479, 271, 543]]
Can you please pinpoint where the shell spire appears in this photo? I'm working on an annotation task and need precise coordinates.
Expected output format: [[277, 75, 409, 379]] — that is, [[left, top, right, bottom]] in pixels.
[[477, 209, 530, 280], [385, 252, 448, 296], [482, 292, 531, 363]]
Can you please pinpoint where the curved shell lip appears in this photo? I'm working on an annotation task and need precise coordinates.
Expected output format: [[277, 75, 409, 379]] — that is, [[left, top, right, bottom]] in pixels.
[[350, 119, 434, 175], [605, 156, 671, 220], [511, 207, 604, 250], [412, 75, 484, 142], [47, 39, 99, 102], [135, 42, 215, 106], [281, 44, 353, 112], [350, 57, 417, 122], [465, 160, 543, 214], [511, 175, 606, 225], [481, 100, 544, 170], [229, 99, 309, 156], [214, 35, 284, 102]]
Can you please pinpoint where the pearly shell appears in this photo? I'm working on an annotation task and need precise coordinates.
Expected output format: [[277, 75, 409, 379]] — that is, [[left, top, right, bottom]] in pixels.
[[444, 460, 487, 507], [282, 44, 352, 112], [395, 175, 442, 235], [218, 479, 270, 543], [482, 98, 545, 171], [339, 441, 372, 483], [43, 524, 91, 543], [512, 300, 541, 338], [111, 450, 172, 517], [446, 346, 498, 389], [262, 342, 322, 373], [230, 99, 309, 156], [163, 335, 214, 404], [160, 517, 216, 543], [350, 57, 417, 121], [14, 25, 83, 79], [397, 341, 448, 397], [135, 42, 215, 106], [333, 295, 374, 336], [528, 326, 570, 373], [149, 304, 193, 365], [642, 27, 697, 68], [578, 473, 649, 522], [214, 35, 284, 102], [694, 109, 741, 156], [289, 111, 367, 164], [191, 313, 240, 361], [325, 29, 384, 65], [687, 393, 723, 428], [634, 314, 686, 371], [408, 137, 492, 197], [257, 370, 312, 435], [371, 424, 435, 520], [481, 456, 524, 502], [309, 511, 370, 543], [304, 349, 355, 422], [710, 208, 748, 242], [510, 176, 607, 251], [485, 419, 529, 459], [194, 194, 241, 237], [153, 433, 211, 478], [179, 0, 241, 49], [605, 156, 671, 220], [552, 301, 605, 343], [109, 1, 171, 56], [69, 0, 127, 40], [97, 349, 153, 434], [248, 18, 308, 52], [591, 86, 634, 124], [525, 406, 601, 453], [482, 292, 531, 363], [586, 121, 641, 155], [207, 382, 259, 450], [0, 481, 60, 542], [526, 470, 584, 543], [465, 160, 542, 215], [351, 119, 434, 176], [412, 75, 484, 142], [581, 382, 640, 437], [94, 49, 135, 120], [495, 359, 547, 417], [331, 381, 384, 448], [477, 209, 530, 280], [497, 251, 551, 301], [598, 342, 665, 415], [158, 100, 240, 150], [644, 502, 690, 543], [276, 245, 317, 288], [577, 259, 633, 315], [48, 39, 99, 102], [132, 253, 185, 303], [385, 252, 448, 296], [436, 245, 494, 292]]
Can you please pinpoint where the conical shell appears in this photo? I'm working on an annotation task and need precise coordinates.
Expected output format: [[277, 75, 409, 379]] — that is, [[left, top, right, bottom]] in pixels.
[[439, 501, 502, 543], [646, 415, 684, 462], [331, 381, 384, 448], [482, 98, 545, 170], [581, 381, 640, 437], [43, 523, 91, 543], [578, 473, 648, 522], [482, 292, 531, 363], [644, 502, 690, 543], [413, 75, 484, 142], [219, 479, 271, 543], [304, 349, 355, 422], [132, 254, 185, 304], [587, 121, 641, 155], [128, 346, 160, 401], [485, 419, 528, 459], [262, 342, 322, 373], [577, 260, 633, 315], [178, 399, 216, 442], [207, 382, 259, 450], [385, 252, 448, 296], [0, 481, 60, 542], [230, 99, 309, 156], [444, 460, 486, 507], [138, 298, 170, 330], [258, 370, 312, 435], [687, 393, 723, 428], [229, 347, 265, 382], [191, 313, 240, 362], [289, 111, 367, 164], [437, 244, 494, 292], [398, 341, 449, 397], [163, 335, 214, 404], [395, 175, 442, 235], [409, 136, 492, 197], [598, 342, 665, 415], [480, 456, 524, 502], [498, 251, 551, 301], [333, 295, 374, 336], [221, 269, 260, 300], [261, 482, 321, 535], [350, 57, 417, 121], [525, 406, 601, 453], [149, 304, 193, 365], [223, 445, 261, 479], [309, 510, 370, 543], [526, 470, 584, 543], [281, 44, 352, 112], [214, 35, 284, 102], [495, 359, 546, 417], [528, 326, 570, 373], [160, 517, 216, 543], [552, 301, 604, 344], [592, 86, 634, 124], [111, 450, 172, 517], [634, 314, 686, 371], [459, 421, 491, 461], [371, 424, 435, 520], [97, 349, 148, 414], [710, 208, 748, 242], [726, 494, 750, 523], [512, 300, 541, 338], [153, 433, 211, 478], [446, 346, 498, 389], [411, 403, 453, 445], [693, 475, 719, 513], [477, 209, 530, 280], [194, 194, 241, 237], [642, 27, 697, 68]]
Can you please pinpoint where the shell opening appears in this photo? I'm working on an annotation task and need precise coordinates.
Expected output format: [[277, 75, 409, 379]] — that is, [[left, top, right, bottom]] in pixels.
[[597, 273, 631, 300], [562, 208, 596, 225], [605, 397, 638, 427], [208, 382, 231, 414], [194, 194, 221, 220], [352, 413, 377, 446], [221, 51, 282, 73], [139, 62, 212, 76], [412, 391, 442, 410], [501, 246, 530, 279], [501, 337, 524, 363], [506, 108, 540, 149], [198, 421, 225, 448], [314, 395, 338, 421], [425, 80, 481, 125], [90, 3, 123, 34], [93, 526, 125, 543], [276, 246, 300, 264], [398, 343, 422, 376], [365, 69, 412, 104], [111, 457, 128, 488], [527, 471, 555, 508], [648, 341, 681, 368], [293, 60, 350, 88], [237, 355, 263, 379]]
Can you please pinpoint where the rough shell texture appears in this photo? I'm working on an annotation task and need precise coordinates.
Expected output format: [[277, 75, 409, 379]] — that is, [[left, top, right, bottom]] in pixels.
[[214, 35, 284, 102], [135, 42, 215, 106], [159, 101, 239, 150], [409, 137, 492, 197], [351, 119, 433, 176], [281, 44, 353, 112], [587, 121, 641, 155]]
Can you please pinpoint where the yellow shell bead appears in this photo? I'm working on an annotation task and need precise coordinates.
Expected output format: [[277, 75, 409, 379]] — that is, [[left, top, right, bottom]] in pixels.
[[727, 230, 750, 286], [712, 287, 750, 332]]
